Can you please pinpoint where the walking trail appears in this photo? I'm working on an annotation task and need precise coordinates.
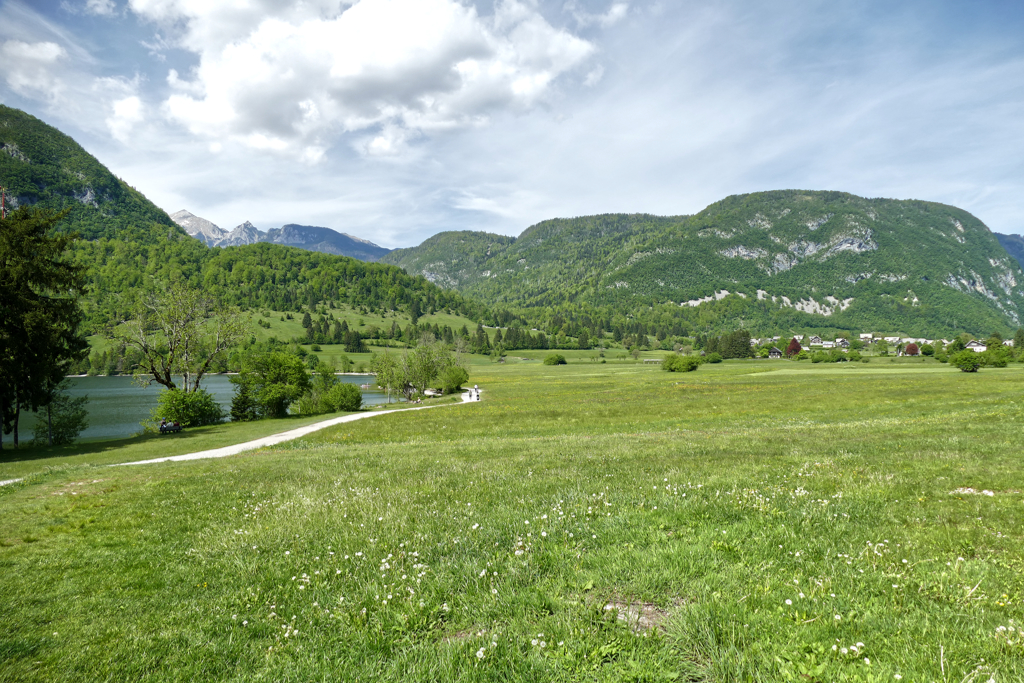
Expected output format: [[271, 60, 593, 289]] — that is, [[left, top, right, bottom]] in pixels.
[[0, 389, 480, 486]]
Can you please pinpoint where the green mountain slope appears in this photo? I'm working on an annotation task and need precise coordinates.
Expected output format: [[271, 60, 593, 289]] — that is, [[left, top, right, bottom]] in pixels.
[[996, 232, 1024, 271], [0, 105, 180, 240], [382, 191, 1024, 335]]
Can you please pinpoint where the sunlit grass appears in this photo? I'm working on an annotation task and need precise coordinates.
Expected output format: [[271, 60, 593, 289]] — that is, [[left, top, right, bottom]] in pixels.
[[1, 361, 1022, 681]]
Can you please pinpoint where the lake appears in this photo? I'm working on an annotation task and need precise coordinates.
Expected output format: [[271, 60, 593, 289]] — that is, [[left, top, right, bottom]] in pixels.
[[12, 374, 397, 443]]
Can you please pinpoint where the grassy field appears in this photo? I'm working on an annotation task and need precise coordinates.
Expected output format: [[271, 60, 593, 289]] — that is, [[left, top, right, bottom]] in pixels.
[[1, 361, 1022, 681]]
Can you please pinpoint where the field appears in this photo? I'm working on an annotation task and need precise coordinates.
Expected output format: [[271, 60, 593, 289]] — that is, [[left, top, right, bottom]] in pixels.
[[1, 361, 1022, 681]]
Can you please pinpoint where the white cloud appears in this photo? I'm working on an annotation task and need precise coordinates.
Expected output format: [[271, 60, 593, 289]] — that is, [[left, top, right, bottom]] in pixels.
[[106, 95, 144, 141], [1, 40, 68, 101], [131, 0, 595, 159], [565, 1, 629, 28], [85, 0, 118, 16]]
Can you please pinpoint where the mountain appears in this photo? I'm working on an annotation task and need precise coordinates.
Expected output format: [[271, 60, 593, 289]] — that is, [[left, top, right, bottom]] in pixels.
[[995, 233, 1024, 271], [171, 210, 392, 261], [0, 104, 181, 240], [381, 190, 1024, 335], [170, 209, 228, 246]]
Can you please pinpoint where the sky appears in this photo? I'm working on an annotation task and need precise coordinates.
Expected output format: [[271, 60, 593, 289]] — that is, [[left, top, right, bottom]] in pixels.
[[2, 0, 1024, 248]]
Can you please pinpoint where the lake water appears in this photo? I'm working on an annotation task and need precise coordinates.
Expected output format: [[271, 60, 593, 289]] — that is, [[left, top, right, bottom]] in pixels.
[[12, 374, 396, 443]]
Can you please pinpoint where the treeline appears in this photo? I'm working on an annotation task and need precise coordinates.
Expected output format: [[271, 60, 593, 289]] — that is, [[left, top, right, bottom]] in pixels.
[[70, 227, 483, 335]]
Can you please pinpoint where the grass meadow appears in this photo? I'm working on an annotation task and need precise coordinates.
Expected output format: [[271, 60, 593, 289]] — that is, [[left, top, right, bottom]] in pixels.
[[1, 360, 1022, 681]]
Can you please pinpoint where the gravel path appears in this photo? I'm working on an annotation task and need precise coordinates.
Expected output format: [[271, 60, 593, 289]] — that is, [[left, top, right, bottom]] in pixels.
[[0, 389, 481, 484]]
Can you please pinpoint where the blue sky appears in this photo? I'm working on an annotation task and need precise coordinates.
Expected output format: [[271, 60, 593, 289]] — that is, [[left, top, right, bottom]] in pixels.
[[2, 0, 1023, 247]]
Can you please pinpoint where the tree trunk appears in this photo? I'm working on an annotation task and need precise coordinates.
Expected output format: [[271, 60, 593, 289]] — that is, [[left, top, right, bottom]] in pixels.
[[47, 403, 53, 447], [13, 402, 19, 448]]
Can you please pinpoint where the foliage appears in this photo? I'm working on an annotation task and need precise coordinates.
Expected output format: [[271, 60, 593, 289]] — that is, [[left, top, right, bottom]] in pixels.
[[950, 350, 982, 373], [920, 343, 934, 356], [116, 282, 249, 392], [0, 105, 179, 240], [439, 365, 469, 394], [153, 388, 223, 427], [705, 352, 723, 363], [904, 343, 919, 356], [370, 350, 405, 404], [230, 352, 311, 420], [662, 354, 699, 372], [786, 338, 802, 357], [296, 367, 362, 415], [543, 353, 567, 365], [401, 338, 465, 396], [0, 206, 88, 448], [31, 379, 89, 446]]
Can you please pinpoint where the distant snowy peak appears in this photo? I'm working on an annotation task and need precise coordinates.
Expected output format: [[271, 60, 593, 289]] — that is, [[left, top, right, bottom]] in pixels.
[[172, 212, 392, 262], [170, 210, 227, 246]]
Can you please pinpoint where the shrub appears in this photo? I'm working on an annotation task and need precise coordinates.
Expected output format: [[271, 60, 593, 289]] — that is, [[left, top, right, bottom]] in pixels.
[[795, 350, 809, 361], [324, 383, 363, 412], [920, 343, 934, 356], [663, 354, 699, 372], [705, 352, 723, 364], [935, 352, 948, 363], [543, 353, 567, 365], [155, 388, 223, 427], [847, 350, 862, 362], [811, 351, 827, 364], [979, 349, 1009, 368], [950, 350, 982, 373], [439, 365, 470, 394]]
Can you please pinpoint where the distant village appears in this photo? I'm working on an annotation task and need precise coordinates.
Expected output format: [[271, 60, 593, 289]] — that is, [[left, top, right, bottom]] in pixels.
[[749, 333, 1015, 359]]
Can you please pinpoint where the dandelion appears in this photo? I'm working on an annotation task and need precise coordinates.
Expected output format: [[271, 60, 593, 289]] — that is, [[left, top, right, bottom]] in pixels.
[[476, 647, 485, 660], [864, 658, 870, 665], [531, 639, 538, 646], [894, 676, 902, 680], [835, 614, 842, 621], [785, 599, 792, 605], [242, 620, 248, 626], [285, 551, 290, 555]]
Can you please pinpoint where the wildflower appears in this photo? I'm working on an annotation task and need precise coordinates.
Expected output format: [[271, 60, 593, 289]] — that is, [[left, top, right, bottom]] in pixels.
[[835, 614, 842, 621], [785, 599, 792, 605], [476, 647, 485, 660], [894, 676, 902, 680]]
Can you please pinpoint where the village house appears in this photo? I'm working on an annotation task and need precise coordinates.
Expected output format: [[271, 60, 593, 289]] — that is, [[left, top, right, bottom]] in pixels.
[[884, 336, 901, 344], [821, 341, 835, 349], [1004, 339, 1015, 347], [769, 347, 782, 359], [836, 338, 850, 348], [809, 335, 823, 345], [966, 340, 987, 353]]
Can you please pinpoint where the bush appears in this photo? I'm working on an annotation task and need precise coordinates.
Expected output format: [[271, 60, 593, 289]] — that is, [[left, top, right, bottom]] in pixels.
[[795, 350, 809, 361], [979, 349, 1009, 368], [543, 353, 567, 365], [439, 365, 469, 394], [663, 354, 699, 372], [935, 352, 948, 363], [847, 350, 862, 362], [920, 344, 934, 357], [950, 350, 982, 373], [155, 389, 223, 427], [325, 383, 363, 412], [705, 352, 723, 364], [811, 351, 827, 364]]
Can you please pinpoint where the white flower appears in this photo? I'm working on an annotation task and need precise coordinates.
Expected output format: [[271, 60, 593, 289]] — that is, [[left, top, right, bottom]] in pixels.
[[835, 614, 842, 620], [864, 657, 870, 665], [242, 620, 248, 626], [531, 639, 538, 646], [894, 675, 902, 680], [785, 599, 792, 605], [476, 647, 485, 660]]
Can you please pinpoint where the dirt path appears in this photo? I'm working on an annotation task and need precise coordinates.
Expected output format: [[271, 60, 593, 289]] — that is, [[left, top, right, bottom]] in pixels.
[[1, 390, 481, 484]]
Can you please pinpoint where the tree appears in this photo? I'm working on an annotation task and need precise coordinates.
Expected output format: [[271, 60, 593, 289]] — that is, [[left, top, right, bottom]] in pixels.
[[1015, 328, 1024, 353], [577, 328, 590, 350], [543, 353, 567, 365], [296, 363, 362, 414], [230, 351, 311, 420], [0, 207, 88, 449], [32, 379, 89, 446], [370, 349, 404, 403], [785, 337, 802, 357], [905, 343, 919, 356], [116, 282, 249, 393]]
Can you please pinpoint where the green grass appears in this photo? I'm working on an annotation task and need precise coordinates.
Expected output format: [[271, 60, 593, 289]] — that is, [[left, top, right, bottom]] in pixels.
[[1, 361, 1022, 681], [0, 411, 359, 480]]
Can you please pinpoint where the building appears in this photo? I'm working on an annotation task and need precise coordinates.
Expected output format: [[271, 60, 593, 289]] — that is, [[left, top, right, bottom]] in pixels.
[[836, 338, 850, 348], [966, 341, 987, 353], [809, 335, 823, 345], [859, 333, 874, 340], [822, 341, 835, 349], [769, 347, 782, 359]]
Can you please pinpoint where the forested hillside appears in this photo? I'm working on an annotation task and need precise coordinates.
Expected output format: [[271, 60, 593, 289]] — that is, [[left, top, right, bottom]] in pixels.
[[0, 105, 180, 240], [996, 232, 1024, 271], [72, 226, 479, 335], [383, 191, 1024, 337]]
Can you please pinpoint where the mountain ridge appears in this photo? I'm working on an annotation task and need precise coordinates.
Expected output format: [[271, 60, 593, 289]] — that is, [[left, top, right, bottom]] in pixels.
[[380, 191, 1024, 334], [171, 210, 392, 262]]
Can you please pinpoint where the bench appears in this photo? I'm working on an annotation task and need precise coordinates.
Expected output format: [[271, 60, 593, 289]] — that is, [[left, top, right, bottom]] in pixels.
[[159, 424, 182, 434]]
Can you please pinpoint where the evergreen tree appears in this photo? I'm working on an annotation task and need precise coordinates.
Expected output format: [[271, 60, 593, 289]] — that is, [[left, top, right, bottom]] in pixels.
[[0, 207, 88, 448]]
